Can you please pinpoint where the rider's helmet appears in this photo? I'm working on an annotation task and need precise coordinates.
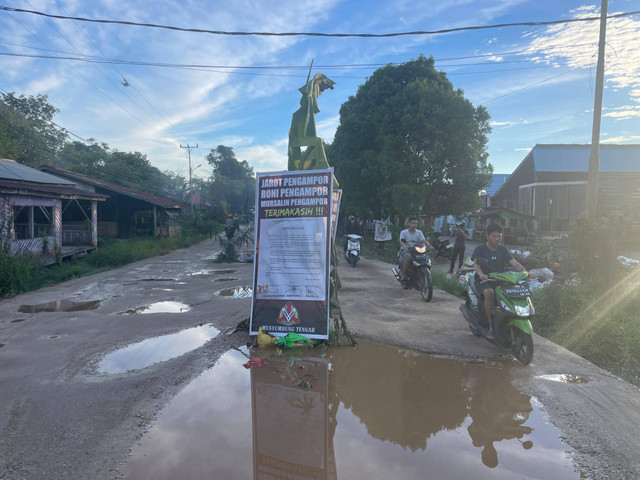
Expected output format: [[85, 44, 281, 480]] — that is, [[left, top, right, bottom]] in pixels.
[[456, 221, 465, 229], [227, 214, 233, 218], [348, 215, 356, 221]]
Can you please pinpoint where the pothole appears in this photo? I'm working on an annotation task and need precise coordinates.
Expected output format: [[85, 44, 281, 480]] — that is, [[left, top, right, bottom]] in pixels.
[[119, 301, 191, 315], [215, 286, 252, 298], [18, 300, 101, 313], [214, 277, 237, 282], [98, 324, 220, 374], [10, 319, 27, 323], [122, 341, 581, 480], [212, 269, 237, 275]]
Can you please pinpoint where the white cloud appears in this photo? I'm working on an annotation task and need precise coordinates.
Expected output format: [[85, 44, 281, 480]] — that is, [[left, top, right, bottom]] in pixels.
[[601, 135, 640, 143], [490, 120, 517, 127], [521, 6, 640, 101], [237, 139, 289, 173]]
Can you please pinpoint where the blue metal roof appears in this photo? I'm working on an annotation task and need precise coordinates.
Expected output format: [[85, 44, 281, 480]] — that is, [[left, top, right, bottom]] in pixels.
[[486, 173, 510, 196], [0, 159, 76, 185], [531, 145, 640, 173]]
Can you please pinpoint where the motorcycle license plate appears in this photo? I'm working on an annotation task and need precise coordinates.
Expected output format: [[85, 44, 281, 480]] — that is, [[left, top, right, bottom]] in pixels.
[[503, 287, 531, 298]]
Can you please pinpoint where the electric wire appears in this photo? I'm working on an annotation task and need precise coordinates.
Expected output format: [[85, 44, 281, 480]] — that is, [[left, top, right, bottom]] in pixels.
[[1, 5, 639, 38]]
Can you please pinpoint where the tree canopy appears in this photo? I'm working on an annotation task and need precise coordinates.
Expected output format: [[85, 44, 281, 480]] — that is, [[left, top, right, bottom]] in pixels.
[[0, 93, 67, 167], [205, 145, 255, 213], [329, 55, 493, 220]]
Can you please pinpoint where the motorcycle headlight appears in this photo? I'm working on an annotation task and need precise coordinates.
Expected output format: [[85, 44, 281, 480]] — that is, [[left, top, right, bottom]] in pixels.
[[415, 245, 426, 253], [514, 304, 531, 317], [499, 299, 515, 314]]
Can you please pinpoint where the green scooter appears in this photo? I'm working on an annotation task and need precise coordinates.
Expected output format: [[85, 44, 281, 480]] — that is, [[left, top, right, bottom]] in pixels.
[[459, 259, 535, 365]]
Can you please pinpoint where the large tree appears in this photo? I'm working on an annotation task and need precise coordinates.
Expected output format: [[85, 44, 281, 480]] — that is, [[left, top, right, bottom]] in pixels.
[[205, 145, 255, 214], [329, 55, 493, 220], [0, 93, 67, 167]]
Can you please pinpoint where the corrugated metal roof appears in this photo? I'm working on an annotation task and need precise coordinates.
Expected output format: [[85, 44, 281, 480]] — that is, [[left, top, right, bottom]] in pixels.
[[41, 166, 189, 209], [0, 159, 76, 185], [0, 179, 108, 200], [486, 174, 510, 196], [532, 144, 640, 173]]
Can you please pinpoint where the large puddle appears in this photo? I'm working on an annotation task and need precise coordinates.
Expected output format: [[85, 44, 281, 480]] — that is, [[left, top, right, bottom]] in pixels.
[[123, 341, 579, 479], [18, 299, 100, 313], [98, 324, 220, 374], [119, 301, 191, 315]]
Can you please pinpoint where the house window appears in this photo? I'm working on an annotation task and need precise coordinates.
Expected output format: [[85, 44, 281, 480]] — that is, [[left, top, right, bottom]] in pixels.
[[12, 206, 54, 240]]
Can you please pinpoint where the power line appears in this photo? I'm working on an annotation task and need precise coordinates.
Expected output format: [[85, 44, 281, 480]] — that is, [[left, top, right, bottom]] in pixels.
[[1, 5, 639, 38]]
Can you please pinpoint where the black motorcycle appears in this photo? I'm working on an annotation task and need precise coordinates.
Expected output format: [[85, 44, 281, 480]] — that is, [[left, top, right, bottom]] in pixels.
[[224, 226, 235, 240], [392, 245, 433, 302], [431, 236, 453, 260]]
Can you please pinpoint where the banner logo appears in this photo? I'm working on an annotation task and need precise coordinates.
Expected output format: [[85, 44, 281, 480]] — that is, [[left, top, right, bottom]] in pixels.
[[277, 302, 300, 325]]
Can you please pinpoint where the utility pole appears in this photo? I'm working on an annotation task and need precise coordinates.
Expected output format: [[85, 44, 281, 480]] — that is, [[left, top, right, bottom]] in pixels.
[[180, 144, 198, 211], [586, 0, 608, 220]]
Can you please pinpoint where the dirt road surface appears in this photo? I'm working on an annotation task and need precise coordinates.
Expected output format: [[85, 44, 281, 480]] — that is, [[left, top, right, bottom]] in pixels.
[[1, 240, 639, 479]]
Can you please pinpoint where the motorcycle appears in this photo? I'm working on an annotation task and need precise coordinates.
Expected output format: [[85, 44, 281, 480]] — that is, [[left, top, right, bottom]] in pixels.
[[224, 226, 235, 240], [344, 234, 362, 268], [459, 259, 535, 365], [431, 236, 453, 260], [392, 245, 433, 302]]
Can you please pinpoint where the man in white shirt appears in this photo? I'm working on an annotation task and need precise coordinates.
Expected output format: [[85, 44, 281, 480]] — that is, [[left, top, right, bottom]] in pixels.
[[398, 217, 431, 282]]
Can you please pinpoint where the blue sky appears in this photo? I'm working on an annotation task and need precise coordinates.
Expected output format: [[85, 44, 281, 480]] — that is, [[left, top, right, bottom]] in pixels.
[[1, 0, 639, 180]]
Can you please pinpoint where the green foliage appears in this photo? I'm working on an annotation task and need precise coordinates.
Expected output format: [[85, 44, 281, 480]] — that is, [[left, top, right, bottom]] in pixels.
[[0, 252, 40, 297], [0, 235, 205, 299], [329, 55, 492, 219], [180, 212, 221, 237], [0, 93, 67, 167], [205, 145, 255, 214], [533, 273, 640, 386], [215, 224, 254, 263], [568, 212, 625, 283]]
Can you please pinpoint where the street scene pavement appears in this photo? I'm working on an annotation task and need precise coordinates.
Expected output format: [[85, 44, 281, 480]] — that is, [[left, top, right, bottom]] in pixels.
[[0, 240, 639, 479]]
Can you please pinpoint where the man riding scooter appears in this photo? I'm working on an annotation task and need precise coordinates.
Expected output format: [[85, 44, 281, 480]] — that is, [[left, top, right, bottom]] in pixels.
[[472, 224, 529, 339]]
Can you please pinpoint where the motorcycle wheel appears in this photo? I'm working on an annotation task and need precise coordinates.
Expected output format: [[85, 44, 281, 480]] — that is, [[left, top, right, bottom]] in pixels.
[[510, 326, 534, 365], [349, 254, 358, 268], [420, 269, 433, 302]]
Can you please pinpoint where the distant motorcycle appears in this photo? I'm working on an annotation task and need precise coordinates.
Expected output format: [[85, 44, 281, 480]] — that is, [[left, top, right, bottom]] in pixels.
[[392, 245, 433, 302], [459, 258, 535, 365], [431, 236, 453, 260], [345, 234, 362, 268]]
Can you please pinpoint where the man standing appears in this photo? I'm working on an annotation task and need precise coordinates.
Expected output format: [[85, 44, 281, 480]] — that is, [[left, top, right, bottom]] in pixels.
[[471, 224, 527, 339], [399, 217, 431, 283], [449, 221, 470, 276]]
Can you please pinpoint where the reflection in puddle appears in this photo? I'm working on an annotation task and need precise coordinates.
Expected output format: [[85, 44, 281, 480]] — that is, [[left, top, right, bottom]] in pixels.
[[119, 301, 190, 315], [213, 269, 237, 275], [188, 270, 213, 276], [18, 300, 100, 313], [538, 374, 590, 384], [215, 277, 236, 282], [123, 341, 579, 480], [98, 324, 220, 374], [215, 286, 252, 298]]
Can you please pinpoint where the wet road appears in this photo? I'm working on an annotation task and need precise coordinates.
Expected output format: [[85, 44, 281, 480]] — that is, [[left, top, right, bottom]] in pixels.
[[1, 240, 639, 479]]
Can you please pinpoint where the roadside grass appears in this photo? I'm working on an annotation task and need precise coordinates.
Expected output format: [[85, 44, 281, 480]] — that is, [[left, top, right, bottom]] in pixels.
[[532, 276, 640, 387], [0, 233, 212, 299]]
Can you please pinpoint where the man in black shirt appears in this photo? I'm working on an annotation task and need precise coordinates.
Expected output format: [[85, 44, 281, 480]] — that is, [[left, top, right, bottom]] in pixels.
[[471, 224, 528, 339]]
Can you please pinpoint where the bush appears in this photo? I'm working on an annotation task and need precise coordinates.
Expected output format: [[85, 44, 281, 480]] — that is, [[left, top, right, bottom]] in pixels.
[[0, 252, 40, 297]]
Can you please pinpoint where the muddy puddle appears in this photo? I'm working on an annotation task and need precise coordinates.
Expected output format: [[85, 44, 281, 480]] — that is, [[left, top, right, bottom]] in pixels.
[[18, 299, 100, 313], [215, 286, 252, 298], [119, 301, 190, 315], [99, 324, 220, 374], [123, 341, 579, 480]]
